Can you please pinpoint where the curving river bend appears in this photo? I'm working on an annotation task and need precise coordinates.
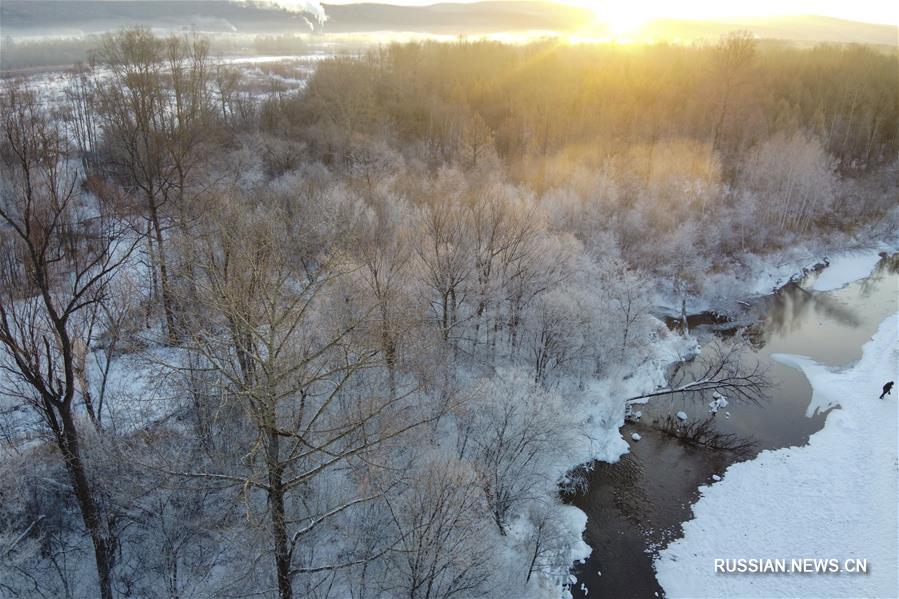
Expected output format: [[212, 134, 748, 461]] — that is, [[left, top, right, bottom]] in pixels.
[[563, 252, 899, 598]]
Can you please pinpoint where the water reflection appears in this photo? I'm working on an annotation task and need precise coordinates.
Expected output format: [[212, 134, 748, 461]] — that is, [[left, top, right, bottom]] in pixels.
[[753, 282, 862, 343], [565, 253, 898, 599], [754, 252, 899, 366], [857, 252, 899, 294]]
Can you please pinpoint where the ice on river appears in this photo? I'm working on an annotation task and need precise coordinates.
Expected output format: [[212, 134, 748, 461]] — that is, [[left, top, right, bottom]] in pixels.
[[810, 251, 883, 292], [654, 313, 899, 598]]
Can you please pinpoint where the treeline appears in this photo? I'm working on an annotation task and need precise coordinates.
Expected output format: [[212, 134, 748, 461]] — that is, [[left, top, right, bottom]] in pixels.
[[261, 36, 897, 275], [286, 36, 897, 179], [0, 33, 321, 71], [0, 35, 96, 70]]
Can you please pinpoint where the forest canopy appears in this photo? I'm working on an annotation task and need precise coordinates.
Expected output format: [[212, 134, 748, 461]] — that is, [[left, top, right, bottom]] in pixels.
[[0, 28, 896, 599]]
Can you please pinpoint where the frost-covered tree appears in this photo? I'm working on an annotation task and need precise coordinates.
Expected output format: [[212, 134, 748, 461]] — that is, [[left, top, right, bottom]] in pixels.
[[743, 131, 835, 234], [175, 191, 433, 599], [381, 456, 496, 599], [462, 369, 578, 532], [0, 84, 138, 599]]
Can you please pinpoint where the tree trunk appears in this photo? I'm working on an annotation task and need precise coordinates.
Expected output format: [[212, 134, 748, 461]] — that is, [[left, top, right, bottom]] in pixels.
[[379, 302, 397, 398], [712, 83, 731, 152], [148, 196, 176, 343], [266, 426, 293, 599], [526, 540, 540, 583], [57, 408, 115, 599]]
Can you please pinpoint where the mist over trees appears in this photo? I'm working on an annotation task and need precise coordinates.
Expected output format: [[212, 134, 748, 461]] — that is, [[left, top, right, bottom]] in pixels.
[[1, 27, 896, 598]]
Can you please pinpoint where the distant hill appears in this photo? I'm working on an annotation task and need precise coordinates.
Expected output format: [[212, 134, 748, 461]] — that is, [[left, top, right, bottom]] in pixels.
[[320, 2, 592, 34], [0, 0, 895, 45], [640, 15, 898, 46], [0, 1, 318, 35]]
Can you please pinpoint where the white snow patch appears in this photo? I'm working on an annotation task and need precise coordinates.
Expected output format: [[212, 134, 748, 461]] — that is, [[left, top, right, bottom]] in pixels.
[[559, 504, 592, 567], [667, 237, 899, 314], [708, 393, 728, 414], [655, 313, 899, 598], [631, 433, 642, 442], [810, 251, 883, 292], [746, 253, 823, 296], [676, 411, 688, 421]]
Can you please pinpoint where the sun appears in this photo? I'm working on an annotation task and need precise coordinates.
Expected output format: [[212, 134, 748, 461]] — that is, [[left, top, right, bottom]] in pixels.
[[603, 4, 650, 35], [571, 0, 654, 36]]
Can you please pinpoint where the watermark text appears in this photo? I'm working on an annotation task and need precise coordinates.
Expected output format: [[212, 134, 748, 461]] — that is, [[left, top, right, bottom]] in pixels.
[[714, 558, 868, 574]]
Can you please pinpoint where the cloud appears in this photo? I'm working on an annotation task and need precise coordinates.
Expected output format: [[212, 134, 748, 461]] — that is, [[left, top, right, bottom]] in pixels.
[[238, 0, 328, 25]]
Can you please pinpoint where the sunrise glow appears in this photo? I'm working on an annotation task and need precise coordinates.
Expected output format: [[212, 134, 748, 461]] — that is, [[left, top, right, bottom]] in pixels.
[[571, 0, 899, 29]]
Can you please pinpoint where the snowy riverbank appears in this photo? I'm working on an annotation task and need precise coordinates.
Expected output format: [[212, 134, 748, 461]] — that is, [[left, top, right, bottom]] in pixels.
[[654, 313, 899, 598], [656, 235, 899, 317], [549, 321, 695, 596]]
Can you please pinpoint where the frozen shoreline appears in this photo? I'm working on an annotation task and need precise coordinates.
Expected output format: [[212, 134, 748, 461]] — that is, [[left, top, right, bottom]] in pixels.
[[654, 313, 899, 598], [561, 242, 898, 598], [549, 322, 694, 597], [655, 236, 899, 317]]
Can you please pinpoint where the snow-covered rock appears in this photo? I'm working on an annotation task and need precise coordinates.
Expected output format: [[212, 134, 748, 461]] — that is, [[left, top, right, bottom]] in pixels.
[[708, 394, 728, 414], [631, 433, 642, 442], [676, 411, 688, 421]]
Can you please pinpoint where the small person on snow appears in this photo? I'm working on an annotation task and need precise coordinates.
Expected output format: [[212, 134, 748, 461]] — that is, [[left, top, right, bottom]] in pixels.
[[880, 381, 894, 399]]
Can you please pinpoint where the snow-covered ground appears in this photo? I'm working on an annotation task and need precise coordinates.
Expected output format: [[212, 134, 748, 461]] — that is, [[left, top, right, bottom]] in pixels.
[[809, 251, 885, 292], [657, 236, 899, 317], [747, 240, 898, 297], [18, 53, 330, 111], [738, 244, 889, 298], [654, 313, 899, 598]]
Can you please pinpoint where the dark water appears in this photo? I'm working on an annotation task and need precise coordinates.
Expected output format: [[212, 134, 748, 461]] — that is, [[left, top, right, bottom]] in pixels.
[[564, 253, 899, 599]]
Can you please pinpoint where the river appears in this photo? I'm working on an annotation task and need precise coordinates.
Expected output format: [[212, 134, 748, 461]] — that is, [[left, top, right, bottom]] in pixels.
[[563, 252, 899, 598]]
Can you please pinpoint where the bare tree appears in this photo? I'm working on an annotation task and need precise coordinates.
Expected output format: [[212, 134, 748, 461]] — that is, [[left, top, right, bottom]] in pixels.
[[710, 30, 757, 153], [173, 193, 434, 599], [459, 112, 495, 170], [212, 63, 241, 122], [465, 185, 536, 355], [93, 28, 214, 342], [62, 65, 101, 172], [381, 456, 495, 599], [519, 502, 581, 585], [625, 338, 769, 406], [350, 192, 418, 399], [416, 191, 472, 344], [463, 369, 577, 533], [599, 258, 653, 356], [0, 84, 138, 599]]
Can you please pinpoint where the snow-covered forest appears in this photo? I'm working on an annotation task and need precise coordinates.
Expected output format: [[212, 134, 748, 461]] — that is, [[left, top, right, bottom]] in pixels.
[[0, 28, 897, 599]]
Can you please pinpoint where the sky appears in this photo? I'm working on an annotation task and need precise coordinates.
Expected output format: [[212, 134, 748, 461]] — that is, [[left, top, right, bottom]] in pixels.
[[313, 0, 899, 26]]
